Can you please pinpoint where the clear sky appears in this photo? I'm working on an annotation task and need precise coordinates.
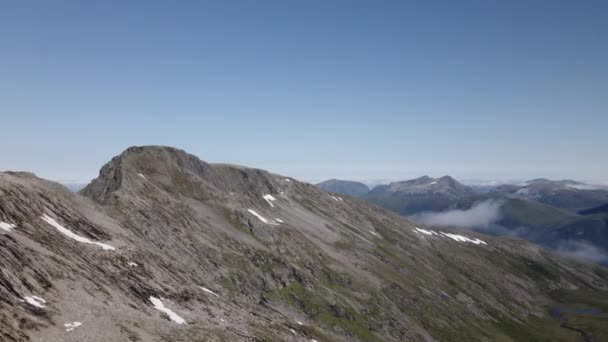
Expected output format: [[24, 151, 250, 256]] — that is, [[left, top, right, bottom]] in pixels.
[[1, 1, 607, 184]]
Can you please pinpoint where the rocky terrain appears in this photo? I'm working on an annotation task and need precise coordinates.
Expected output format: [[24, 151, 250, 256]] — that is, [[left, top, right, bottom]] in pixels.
[[2, 146, 608, 341]]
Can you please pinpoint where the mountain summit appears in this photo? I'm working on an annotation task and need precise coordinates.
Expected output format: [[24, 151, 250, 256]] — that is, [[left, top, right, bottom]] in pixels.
[[363, 175, 473, 215], [378, 175, 472, 197], [1, 146, 608, 341], [315, 179, 369, 197]]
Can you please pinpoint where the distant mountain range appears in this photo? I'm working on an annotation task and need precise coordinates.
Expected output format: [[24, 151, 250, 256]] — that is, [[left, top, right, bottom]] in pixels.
[[61, 182, 87, 192], [315, 179, 369, 197], [495, 179, 608, 210], [317, 177, 608, 264]]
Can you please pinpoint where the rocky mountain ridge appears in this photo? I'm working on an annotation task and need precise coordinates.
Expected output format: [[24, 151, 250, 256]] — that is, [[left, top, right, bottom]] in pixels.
[[1, 146, 608, 341]]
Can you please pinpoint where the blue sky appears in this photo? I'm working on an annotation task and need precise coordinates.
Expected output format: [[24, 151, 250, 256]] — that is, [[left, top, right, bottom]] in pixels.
[[1, 1, 607, 184]]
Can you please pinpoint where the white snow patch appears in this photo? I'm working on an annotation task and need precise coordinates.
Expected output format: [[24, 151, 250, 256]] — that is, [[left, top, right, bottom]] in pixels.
[[247, 209, 281, 225], [128, 262, 138, 267], [331, 196, 339, 201], [414, 227, 437, 236], [297, 321, 303, 325], [0, 222, 16, 232], [311, 340, 319, 342], [289, 328, 297, 335], [263, 194, 277, 207], [429, 181, 437, 185], [248, 209, 270, 224], [23, 296, 46, 308], [199, 286, 220, 298], [338, 197, 343, 201], [41, 214, 115, 251], [64, 322, 82, 332], [369, 230, 378, 236], [149, 297, 187, 324], [275, 218, 284, 223], [138, 173, 146, 179], [440, 232, 487, 245], [413, 227, 486, 245], [285, 178, 290, 182]]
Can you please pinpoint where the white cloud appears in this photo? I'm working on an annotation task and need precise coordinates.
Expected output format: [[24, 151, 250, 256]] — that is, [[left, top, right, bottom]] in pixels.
[[412, 200, 503, 228], [555, 241, 608, 264], [566, 183, 603, 190]]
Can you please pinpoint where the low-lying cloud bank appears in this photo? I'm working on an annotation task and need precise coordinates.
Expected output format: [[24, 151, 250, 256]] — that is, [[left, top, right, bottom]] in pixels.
[[411, 199, 608, 265], [555, 241, 608, 264], [565, 183, 604, 190], [412, 199, 504, 228]]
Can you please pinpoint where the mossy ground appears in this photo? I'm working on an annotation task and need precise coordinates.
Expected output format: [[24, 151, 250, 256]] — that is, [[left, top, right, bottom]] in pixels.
[[548, 288, 608, 341], [267, 282, 382, 342]]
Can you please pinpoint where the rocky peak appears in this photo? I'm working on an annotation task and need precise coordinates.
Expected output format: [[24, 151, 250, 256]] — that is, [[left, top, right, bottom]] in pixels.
[[82, 146, 286, 205], [438, 175, 456, 183], [381, 175, 471, 197], [411, 175, 433, 184]]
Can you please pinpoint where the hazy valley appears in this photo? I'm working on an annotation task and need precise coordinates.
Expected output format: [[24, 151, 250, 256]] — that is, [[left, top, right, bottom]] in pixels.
[[317, 177, 608, 265]]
